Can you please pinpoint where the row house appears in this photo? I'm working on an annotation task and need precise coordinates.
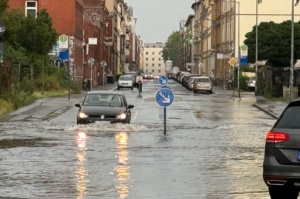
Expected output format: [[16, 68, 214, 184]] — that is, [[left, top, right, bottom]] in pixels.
[[9, 0, 142, 88], [183, 0, 235, 85]]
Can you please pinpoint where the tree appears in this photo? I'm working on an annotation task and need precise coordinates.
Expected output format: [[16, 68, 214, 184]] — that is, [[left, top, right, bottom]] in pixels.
[[244, 20, 300, 67], [162, 31, 181, 67], [0, 0, 8, 15], [17, 9, 57, 83]]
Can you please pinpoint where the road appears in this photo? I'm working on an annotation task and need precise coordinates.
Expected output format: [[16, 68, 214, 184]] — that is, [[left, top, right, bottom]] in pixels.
[[0, 79, 276, 199]]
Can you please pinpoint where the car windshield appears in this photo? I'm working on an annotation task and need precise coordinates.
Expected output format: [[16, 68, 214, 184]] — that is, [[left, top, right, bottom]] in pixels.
[[197, 78, 210, 83], [119, 76, 132, 81], [83, 94, 123, 107]]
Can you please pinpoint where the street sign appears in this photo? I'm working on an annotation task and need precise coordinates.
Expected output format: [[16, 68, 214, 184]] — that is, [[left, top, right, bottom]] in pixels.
[[101, 60, 107, 67], [0, 20, 6, 37], [158, 75, 168, 86], [229, 58, 237, 66], [155, 87, 174, 107], [59, 49, 68, 61], [59, 34, 68, 49], [240, 57, 248, 66], [240, 44, 248, 57], [88, 57, 95, 65]]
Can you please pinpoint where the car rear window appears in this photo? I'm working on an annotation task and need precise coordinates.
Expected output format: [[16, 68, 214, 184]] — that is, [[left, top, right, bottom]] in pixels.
[[197, 78, 210, 83], [119, 76, 132, 80], [275, 105, 300, 129]]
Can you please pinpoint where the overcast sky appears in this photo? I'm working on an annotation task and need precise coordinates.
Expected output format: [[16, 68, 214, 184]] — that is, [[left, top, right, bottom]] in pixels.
[[125, 0, 195, 43]]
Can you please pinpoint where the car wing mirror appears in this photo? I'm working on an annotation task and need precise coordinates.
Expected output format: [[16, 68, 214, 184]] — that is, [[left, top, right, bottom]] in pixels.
[[128, 105, 134, 109], [75, 103, 81, 108]]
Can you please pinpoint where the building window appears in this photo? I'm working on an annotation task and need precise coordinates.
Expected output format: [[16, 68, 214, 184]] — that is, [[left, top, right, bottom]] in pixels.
[[159, 58, 161, 61], [152, 69, 155, 72], [146, 58, 148, 61], [152, 58, 154, 61], [146, 63, 148, 67], [159, 64, 161, 67], [26, 1, 37, 17], [159, 69, 161, 72], [152, 64, 154, 67], [146, 69, 148, 72], [153, 46, 155, 48], [152, 52, 154, 55], [146, 52, 148, 55], [159, 52, 161, 55]]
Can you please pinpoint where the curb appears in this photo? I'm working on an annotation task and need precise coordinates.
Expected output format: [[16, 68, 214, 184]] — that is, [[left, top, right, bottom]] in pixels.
[[252, 103, 278, 119]]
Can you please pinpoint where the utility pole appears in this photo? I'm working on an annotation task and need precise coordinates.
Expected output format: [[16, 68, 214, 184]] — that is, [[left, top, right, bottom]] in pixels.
[[290, 0, 295, 102]]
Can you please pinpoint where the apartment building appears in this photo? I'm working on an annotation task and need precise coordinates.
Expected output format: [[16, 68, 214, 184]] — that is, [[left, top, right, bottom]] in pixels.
[[143, 42, 165, 76]]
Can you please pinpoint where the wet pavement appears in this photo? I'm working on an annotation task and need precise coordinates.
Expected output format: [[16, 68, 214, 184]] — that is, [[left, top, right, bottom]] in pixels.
[[0, 79, 291, 199]]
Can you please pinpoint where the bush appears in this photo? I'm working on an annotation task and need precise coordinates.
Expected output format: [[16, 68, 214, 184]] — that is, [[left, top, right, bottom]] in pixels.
[[70, 80, 81, 94]]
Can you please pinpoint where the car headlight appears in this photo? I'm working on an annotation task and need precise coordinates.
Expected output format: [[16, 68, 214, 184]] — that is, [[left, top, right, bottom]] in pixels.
[[116, 113, 126, 120], [78, 112, 88, 119]]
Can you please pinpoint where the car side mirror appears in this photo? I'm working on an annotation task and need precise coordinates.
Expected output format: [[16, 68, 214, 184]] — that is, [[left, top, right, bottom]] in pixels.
[[128, 105, 134, 109], [75, 103, 81, 108]]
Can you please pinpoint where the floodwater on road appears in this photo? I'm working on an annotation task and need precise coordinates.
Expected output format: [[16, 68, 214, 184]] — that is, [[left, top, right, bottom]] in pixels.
[[0, 118, 273, 199], [0, 80, 277, 198]]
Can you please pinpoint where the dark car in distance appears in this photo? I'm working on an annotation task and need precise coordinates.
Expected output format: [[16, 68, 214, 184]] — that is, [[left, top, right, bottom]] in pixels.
[[263, 99, 300, 199], [75, 91, 134, 124]]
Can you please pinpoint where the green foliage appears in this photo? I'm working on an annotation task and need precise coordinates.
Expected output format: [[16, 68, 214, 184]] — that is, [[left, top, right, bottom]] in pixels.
[[0, 0, 9, 15], [70, 81, 81, 94], [162, 31, 181, 66], [240, 75, 250, 90], [17, 10, 57, 55], [244, 20, 300, 67], [240, 66, 255, 72]]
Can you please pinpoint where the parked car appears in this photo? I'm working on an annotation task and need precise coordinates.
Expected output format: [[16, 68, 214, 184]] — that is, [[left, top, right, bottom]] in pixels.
[[263, 99, 300, 199], [75, 91, 134, 124], [187, 76, 201, 91], [125, 71, 137, 86], [193, 76, 213, 94], [143, 72, 154, 79], [117, 75, 134, 90], [247, 76, 256, 91]]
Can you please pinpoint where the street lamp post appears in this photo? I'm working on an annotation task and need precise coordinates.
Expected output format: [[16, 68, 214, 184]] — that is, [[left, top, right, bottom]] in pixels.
[[255, 0, 261, 94], [290, 0, 295, 102]]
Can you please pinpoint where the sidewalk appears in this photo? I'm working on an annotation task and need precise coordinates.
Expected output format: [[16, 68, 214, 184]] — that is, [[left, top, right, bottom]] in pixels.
[[223, 86, 288, 119], [253, 96, 288, 119]]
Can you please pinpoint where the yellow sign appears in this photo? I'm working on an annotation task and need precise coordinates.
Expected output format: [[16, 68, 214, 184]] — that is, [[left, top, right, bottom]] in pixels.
[[229, 58, 237, 66]]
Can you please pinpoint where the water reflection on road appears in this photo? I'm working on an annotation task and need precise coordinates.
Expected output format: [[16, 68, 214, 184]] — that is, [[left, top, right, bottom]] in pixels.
[[76, 131, 88, 199], [114, 132, 130, 199]]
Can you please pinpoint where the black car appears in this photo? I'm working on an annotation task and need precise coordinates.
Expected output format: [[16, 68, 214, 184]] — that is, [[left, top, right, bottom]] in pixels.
[[263, 99, 300, 199], [75, 91, 134, 124]]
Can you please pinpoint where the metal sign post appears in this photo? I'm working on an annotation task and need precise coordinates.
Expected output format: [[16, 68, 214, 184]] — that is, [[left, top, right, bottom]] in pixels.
[[155, 77, 174, 135], [88, 58, 95, 91], [101, 60, 107, 89]]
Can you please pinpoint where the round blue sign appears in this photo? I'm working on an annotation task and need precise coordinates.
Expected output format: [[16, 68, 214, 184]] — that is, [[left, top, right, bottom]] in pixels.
[[158, 75, 168, 86], [155, 88, 174, 107]]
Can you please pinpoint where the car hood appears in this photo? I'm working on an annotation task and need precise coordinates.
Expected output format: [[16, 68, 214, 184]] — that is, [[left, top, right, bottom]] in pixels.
[[80, 106, 126, 116]]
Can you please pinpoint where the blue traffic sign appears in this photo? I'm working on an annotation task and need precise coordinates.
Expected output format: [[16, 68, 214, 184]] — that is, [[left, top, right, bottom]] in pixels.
[[59, 49, 69, 61], [155, 87, 174, 107], [158, 75, 168, 86]]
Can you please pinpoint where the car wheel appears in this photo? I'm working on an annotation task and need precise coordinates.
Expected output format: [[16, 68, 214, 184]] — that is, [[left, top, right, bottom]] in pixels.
[[269, 187, 299, 199], [131, 87, 133, 90], [193, 90, 196, 93]]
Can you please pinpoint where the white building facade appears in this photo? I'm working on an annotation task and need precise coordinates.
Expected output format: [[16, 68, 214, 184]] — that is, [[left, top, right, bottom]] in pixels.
[[143, 42, 165, 76]]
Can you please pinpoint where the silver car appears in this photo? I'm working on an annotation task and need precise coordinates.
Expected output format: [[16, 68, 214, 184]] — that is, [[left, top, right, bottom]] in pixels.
[[187, 76, 201, 91], [193, 76, 213, 94], [247, 76, 256, 91], [117, 75, 134, 90]]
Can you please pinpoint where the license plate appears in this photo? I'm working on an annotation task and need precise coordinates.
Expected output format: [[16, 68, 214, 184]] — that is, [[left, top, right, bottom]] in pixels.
[[298, 151, 300, 161]]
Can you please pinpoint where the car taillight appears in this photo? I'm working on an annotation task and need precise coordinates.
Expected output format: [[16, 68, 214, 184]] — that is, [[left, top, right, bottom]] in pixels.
[[266, 131, 290, 143]]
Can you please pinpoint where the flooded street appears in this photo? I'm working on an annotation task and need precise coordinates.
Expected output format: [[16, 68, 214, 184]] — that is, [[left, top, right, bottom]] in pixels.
[[0, 80, 275, 199]]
